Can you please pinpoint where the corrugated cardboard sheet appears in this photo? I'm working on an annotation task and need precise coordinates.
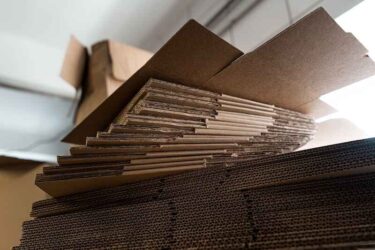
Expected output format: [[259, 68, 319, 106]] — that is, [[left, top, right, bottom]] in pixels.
[[15, 138, 375, 249], [63, 8, 375, 145]]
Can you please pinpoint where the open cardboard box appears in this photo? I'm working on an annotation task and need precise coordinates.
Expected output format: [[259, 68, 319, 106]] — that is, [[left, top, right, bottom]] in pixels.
[[63, 8, 375, 145], [60, 37, 152, 124]]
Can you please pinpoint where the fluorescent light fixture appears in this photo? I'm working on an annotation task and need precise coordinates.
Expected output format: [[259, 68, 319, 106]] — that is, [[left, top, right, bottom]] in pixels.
[[318, 0, 375, 136]]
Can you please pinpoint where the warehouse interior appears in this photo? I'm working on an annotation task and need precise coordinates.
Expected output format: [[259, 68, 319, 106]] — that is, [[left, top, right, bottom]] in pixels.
[[1, 0, 375, 249]]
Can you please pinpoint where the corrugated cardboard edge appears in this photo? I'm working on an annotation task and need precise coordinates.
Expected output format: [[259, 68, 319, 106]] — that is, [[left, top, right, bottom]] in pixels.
[[73, 41, 110, 124], [63, 20, 243, 144], [36, 167, 201, 197], [60, 36, 88, 89]]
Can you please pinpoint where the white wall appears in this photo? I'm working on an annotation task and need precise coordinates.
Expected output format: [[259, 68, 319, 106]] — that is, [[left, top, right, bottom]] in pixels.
[[0, 86, 76, 162], [229, 0, 290, 52], [0, 33, 76, 98]]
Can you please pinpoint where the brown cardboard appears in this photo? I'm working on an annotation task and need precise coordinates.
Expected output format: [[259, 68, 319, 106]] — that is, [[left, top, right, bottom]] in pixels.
[[62, 8, 375, 145], [63, 20, 243, 144], [37, 78, 315, 197], [17, 137, 375, 249], [205, 9, 375, 112], [74, 40, 153, 124], [60, 36, 87, 89], [36, 164, 204, 197], [109, 40, 153, 81]]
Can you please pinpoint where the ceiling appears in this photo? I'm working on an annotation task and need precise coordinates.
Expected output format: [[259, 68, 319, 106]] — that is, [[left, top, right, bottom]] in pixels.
[[0, 0, 192, 51]]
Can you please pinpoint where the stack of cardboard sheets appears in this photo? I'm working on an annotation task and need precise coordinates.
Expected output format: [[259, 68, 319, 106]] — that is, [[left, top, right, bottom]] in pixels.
[[15, 138, 375, 249], [36, 78, 315, 195], [12, 7, 375, 248]]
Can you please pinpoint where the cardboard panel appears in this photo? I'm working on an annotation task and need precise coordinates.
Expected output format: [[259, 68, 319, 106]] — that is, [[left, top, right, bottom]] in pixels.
[[205, 8, 375, 110], [63, 20, 243, 144], [60, 36, 87, 89], [109, 41, 153, 81]]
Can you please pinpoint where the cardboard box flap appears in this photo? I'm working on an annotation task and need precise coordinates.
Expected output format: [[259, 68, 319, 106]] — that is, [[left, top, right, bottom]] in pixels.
[[63, 20, 243, 144], [109, 40, 153, 82], [204, 8, 375, 113], [60, 36, 88, 89]]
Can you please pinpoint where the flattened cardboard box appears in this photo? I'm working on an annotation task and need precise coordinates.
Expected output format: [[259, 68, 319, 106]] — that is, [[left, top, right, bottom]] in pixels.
[[63, 8, 375, 145], [61, 37, 152, 124], [31, 137, 375, 217]]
